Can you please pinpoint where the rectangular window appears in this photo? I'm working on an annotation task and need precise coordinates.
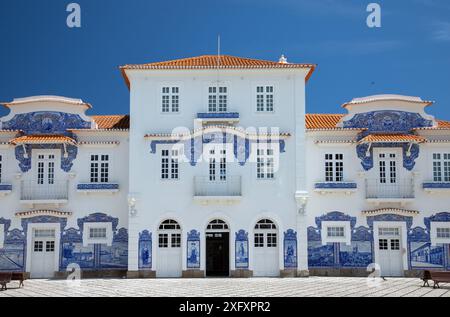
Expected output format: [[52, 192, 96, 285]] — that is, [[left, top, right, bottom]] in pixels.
[[327, 226, 345, 238], [378, 239, 388, 250], [325, 154, 344, 182], [34, 229, 55, 238], [37, 161, 44, 185], [91, 155, 109, 183], [161, 149, 179, 180], [437, 228, 450, 239], [34, 241, 43, 252], [267, 233, 277, 247], [0, 155, 2, 183], [162, 86, 180, 113], [378, 228, 400, 236], [158, 234, 168, 248], [432, 153, 450, 182], [256, 86, 274, 112], [46, 241, 55, 252], [254, 233, 264, 247], [390, 239, 400, 250], [257, 148, 275, 179], [171, 233, 181, 248], [89, 227, 107, 239], [208, 86, 227, 112]]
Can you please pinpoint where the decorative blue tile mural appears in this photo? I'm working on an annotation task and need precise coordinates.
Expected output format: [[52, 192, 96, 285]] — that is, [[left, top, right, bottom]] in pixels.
[[187, 230, 200, 269], [235, 230, 249, 269], [139, 230, 152, 270], [284, 229, 297, 269]]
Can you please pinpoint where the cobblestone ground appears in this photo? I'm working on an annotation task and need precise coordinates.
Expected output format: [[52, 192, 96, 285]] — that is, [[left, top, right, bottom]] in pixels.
[[0, 277, 448, 297]]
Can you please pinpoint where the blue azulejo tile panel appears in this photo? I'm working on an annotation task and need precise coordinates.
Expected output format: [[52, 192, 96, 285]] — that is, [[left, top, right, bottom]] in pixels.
[[139, 230, 152, 270], [0, 228, 26, 272], [235, 230, 249, 269], [77, 183, 120, 190], [423, 183, 450, 189], [187, 230, 200, 269], [314, 182, 357, 189], [308, 242, 335, 267], [339, 241, 373, 268], [409, 242, 444, 269], [284, 229, 297, 269], [0, 184, 12, 191], [197, 112, 239, 119]]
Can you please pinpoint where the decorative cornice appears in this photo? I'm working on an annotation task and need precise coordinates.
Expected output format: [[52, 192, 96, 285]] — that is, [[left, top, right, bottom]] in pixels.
[[361, 208, 419, 216], [15, 210, 73, 218]]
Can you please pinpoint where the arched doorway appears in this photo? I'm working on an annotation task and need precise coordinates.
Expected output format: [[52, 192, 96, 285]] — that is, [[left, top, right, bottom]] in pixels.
[[156, 219, 182, 277], [205, 219, 230, 277], [253, 219, 279, 277]]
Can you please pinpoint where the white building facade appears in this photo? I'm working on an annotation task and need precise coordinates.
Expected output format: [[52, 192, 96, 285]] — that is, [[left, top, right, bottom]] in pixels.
[[0, 55, 449, 279]]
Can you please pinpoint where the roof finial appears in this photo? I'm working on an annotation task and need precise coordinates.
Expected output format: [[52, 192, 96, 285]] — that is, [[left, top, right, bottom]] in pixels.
[[279, 54, 288, 64]]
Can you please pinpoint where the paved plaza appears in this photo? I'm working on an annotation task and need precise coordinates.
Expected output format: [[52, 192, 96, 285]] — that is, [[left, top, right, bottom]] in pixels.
[[0, 277, 449, 297]]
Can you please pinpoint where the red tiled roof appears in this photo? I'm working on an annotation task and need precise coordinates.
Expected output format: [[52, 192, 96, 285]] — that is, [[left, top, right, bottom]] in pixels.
[[10, 135, 76, 145], [305, 114, 345, 130], [358, 134, 426, 144], [91, 115, 130, 130], [120, 55, 316, 88], [437, 120, 450, 128]]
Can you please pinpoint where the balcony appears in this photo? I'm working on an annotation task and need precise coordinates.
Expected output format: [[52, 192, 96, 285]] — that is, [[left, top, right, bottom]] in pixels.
[[365, 178, 415, 204], [193, 176, 242, 204], [20, 180, 69, 205], [314, 182, 357, 195]]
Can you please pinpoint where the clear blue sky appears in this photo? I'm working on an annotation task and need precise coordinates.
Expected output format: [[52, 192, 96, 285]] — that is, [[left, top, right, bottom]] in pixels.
[[0, 0, 449, 119]]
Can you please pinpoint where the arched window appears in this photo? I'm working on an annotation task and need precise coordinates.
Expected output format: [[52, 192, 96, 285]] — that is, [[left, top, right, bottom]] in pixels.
[[254, 219, 277, 248], [254, 219, 277, 230], [207, 219, 229, 230], [159, 219, 181, 230], [158, 219, 181, 248]]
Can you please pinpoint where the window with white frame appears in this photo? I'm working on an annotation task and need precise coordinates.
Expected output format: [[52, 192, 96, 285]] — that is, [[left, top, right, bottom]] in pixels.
[[83, 223, 112, 246], [256, 86, 274, 112], [256, 148, 275, 179], [162, 86, 180, 113], [432, 153, 450, 182], [437, 228, 450, 239], [89, 227, 107, 239], [327, 226, 345, 238], [90, 154, 110, 183], [161, 149, 179, 180], [321, 221, 351, 245], [325, 153, 344, 182], [208, 86, 227, 112]]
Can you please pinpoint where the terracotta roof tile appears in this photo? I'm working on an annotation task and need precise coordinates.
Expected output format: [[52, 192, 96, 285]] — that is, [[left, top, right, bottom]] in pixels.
[[359, 134, 426, 144], [437, 120, 450, 128], [120, 55, 316, 88], [305, 114, 345, 130], [10, 135, 76, 145], [92, 115, 130, 130]]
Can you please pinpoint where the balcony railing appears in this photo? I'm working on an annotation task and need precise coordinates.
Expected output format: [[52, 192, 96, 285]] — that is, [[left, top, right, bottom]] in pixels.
[[365, 178, 414, 199], [20, 180, 69, 201], [194, 176, 241, 197]]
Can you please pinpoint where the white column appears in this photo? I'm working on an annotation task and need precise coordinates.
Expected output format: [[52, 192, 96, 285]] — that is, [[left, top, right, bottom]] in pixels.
[[293, 71, 309, 276]]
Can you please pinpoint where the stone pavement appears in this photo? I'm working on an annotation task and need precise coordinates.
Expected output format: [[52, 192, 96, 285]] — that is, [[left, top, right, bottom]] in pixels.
[[0, 277, 449, 297]]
